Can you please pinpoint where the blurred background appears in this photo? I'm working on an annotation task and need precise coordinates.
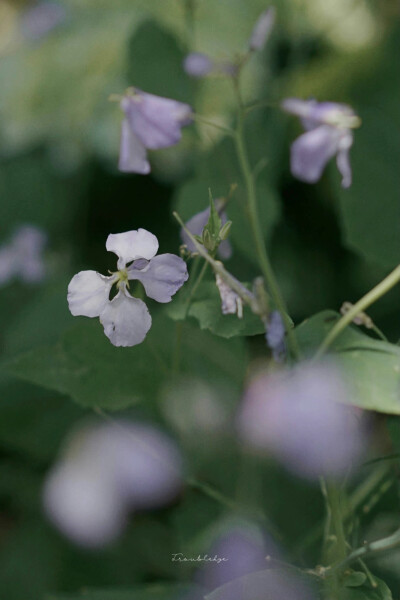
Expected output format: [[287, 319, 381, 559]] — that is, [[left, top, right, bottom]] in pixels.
[[0, 1, 399, 599]]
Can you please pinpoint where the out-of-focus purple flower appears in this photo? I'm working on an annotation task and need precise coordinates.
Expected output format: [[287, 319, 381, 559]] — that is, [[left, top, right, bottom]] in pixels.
[[21, 2, 66, 41], [238, 362, 366, 480], [184, 52, 214, 78], [215, 274, 243, 318], [68, 228, 188, 347], [196, 522, 275, 592], [0, 225, 47, 286], [282, 98, 360, 188], [180, 202, 232, 260], [265, 310, 286, 362], [119, 88, 193, 174], [43, 420, 184, 548], [203, 567, 316, 600], [248, 7, 276, 51]]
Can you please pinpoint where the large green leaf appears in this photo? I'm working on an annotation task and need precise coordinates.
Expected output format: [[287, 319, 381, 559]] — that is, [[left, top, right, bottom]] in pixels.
[[296, 311, 400, 414], [3, 314, 248, 409], [166, 281, 265, 338]]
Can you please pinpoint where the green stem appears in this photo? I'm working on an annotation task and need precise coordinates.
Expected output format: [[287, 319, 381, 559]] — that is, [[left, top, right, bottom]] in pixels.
[[329, 526, 400, 575], [192, 114, 235, 136], [326, 483, 347, 563], [233, 85, 300, 360], [314, 264, 400, 360], [184, 260, 208, 318]]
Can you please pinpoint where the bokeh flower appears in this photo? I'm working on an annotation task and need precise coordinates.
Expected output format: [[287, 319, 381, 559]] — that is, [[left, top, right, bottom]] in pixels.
[[248, 7, 276, 51], [0, 224, 47, 286], [20, 1, 66, 41], [282, 98, 361, 188], [43, 420, 183, 548], [183, 52, 214, 78], [118, 88, 193, 174], [68, 229, 188, 346], [238, 362, 366, 480]]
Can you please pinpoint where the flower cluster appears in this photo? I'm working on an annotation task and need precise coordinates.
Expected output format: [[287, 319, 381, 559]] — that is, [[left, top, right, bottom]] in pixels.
[[68, 229, 188, 346]]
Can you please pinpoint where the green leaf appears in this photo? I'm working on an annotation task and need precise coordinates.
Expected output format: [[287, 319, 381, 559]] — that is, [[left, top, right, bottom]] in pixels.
[[340, 575, 393, 599], [166, 281, 265, 338], [2, 320, 159, 410], [45, 584, 196, 600], [296, 311, 400, 414], [3, 313, 249, 409], [344, 572, 368, 587]]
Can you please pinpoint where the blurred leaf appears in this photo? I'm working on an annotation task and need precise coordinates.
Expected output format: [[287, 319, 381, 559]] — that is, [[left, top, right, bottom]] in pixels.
[[166, 281, 265, 337], [344, 572, 368, 587], [3, 313, 248, 409], [2, 320, 159, 410], [296, 311, 400, 414], [333, 110, 400, 268], [45, 584, 196, 600], [340, 575, 392, 599], [127, 20, 193, 103]]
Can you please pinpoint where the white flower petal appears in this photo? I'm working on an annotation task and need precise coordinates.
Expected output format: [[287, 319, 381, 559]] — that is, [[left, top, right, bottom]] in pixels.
[[99, 288, 152, 347], [106, 229, 159, 269], [118, 119, 151, 174], [290, 125, 341, 183], [68, 270, 113, 318], [127, 253, 188, 303]]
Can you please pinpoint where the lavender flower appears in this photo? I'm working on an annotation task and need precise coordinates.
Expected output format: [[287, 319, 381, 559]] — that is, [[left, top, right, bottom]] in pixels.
[[68, 228, 188, 346], [282, 98, 361, 188], [265, 310, 286, 362], [180, 202, 232, 260], [238, 362, 366, 480], [20, 2, 66, 40], [183, 52, 214, 77], [0, 225, 47, 286], [248, 7, 276, 51], [118, 88, 193, 174], [43, 421, 183, 548]]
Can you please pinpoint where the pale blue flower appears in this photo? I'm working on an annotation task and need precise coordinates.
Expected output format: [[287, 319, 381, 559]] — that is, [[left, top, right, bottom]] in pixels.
[[238, 362, 366, 480], [184, 52, 214, 77], [119, 89, 193, 174], [0, 225, 47, 286], [248, 7, 276, 51], [282, 98, 360, 188], [43, 421, 183, 547], [68, 229, 188, 346]]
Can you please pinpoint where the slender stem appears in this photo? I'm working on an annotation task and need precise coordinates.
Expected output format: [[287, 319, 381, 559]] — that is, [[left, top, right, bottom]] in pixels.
[[326, 483, 347, 563], [192, 114, 235, 136], [329, 526, 400, 575], [184, 260, 208, 318], [314, 264, 400, 360], [233, 83, 300, 359]]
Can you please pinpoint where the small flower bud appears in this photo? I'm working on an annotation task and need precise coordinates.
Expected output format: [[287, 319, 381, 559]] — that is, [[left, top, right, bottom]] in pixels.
[[202, 228, 215, 252], [219, 220, 232, 241], [183, 52, 214, 78], [248, 7, 276, 51]]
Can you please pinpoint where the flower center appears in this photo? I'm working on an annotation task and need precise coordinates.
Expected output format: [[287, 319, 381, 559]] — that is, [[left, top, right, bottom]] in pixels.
[[115, 268, 129, 290]]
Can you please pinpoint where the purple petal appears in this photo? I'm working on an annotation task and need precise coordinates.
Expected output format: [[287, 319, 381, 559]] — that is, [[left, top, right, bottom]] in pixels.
[[128, 253, 188, 303], [118, 119, 151, 174], [183, 53, 214, 77], [121, 91, 193, 150], [238, 363, 366, 480], [99, 288, 152, 347], [336, 131, 354, 188], [265, 311, 286, 362], [248, 7, 276, 51], [21, 2, 66, 41], [290, 125, 341, 183]]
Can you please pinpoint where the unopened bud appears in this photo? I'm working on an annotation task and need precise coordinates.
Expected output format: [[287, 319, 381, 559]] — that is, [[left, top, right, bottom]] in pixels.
[[219, 220, 232, 241]]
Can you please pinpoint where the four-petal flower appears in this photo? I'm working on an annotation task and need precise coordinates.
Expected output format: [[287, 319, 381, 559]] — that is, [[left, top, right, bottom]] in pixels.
[[68, 229, 188, 347], [282, 98, 361, 188]]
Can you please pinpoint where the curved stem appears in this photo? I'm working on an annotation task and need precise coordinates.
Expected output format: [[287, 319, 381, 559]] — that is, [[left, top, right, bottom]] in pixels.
[[314, 264, 400, 360], [233, 87, 300, 360]]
